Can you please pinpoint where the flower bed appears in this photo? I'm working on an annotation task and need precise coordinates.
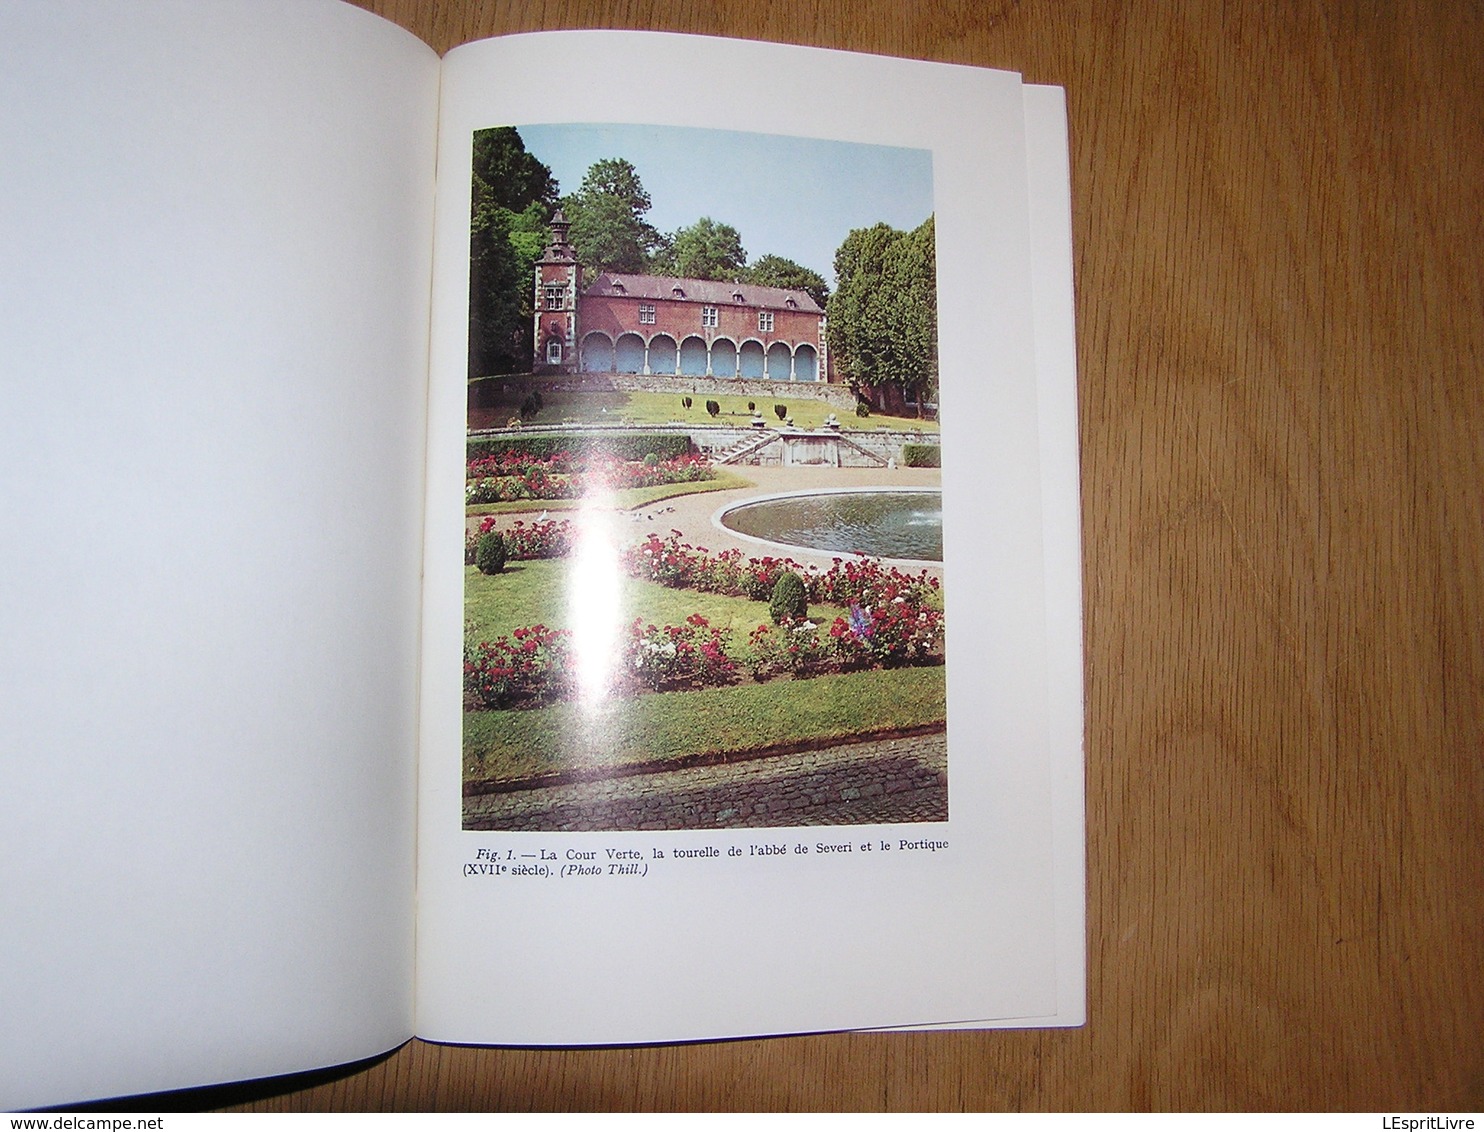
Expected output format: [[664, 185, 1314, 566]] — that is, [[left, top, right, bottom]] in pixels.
[[463, 624, 573, 710], [624, 614, 736, 692], [464, 517, 574, 565], [465, 451, 713, 505], [464, 528, 944, 710], [620, 530, 941, 610]]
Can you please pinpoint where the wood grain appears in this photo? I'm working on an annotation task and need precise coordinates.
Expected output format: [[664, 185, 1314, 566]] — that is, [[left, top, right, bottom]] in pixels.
[[242, 0, 1484, 1111]]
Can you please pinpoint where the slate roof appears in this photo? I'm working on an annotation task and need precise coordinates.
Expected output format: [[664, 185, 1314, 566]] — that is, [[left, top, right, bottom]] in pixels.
[[585, 272, 823, 314]]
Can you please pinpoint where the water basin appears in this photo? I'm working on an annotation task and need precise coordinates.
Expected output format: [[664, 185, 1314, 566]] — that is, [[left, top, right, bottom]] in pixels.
[[718, 488, 942, 563]]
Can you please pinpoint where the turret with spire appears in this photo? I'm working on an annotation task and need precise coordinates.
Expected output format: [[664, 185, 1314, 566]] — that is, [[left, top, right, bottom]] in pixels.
[[533, 209, 581, 373]]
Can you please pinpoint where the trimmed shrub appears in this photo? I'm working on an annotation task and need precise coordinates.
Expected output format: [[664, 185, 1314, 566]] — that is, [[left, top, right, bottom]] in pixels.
[[682, 396, 693, 410], [902, 443, 941, 468], [747, 401, 756, 411], [706, 399, 720, 418], [855, 399, 871, 417], [768, 570, 808, 624], [774, 403, 787, 421], [474, 529, 507, 575]]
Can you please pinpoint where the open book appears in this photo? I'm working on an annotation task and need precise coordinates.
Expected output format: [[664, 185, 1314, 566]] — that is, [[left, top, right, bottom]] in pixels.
[[0, 0, 1084, 1111]]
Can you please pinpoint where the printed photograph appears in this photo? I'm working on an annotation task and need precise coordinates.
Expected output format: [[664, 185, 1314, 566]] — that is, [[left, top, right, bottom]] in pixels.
[[461, 123, 946, 831]]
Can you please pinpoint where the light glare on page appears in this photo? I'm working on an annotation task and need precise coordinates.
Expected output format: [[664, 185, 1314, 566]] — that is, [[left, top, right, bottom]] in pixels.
[[568, 493, 623, 706]]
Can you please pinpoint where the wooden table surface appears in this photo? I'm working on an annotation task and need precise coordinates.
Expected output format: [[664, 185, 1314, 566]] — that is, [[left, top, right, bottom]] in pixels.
[[243, 0, 1483, 1111]]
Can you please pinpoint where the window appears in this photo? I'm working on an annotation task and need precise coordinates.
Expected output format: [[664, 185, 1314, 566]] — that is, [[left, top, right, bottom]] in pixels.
[[639, 304, 656, 324], [546, 340, 562, 364], [758, 311, 774, 332], [732, 291, 745, 303], [701, 305, 718, 327], [544, 284, 563, 310]]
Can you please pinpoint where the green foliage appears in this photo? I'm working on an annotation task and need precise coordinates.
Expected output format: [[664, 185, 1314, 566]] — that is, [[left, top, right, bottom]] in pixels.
[[826, 215, 938, 410], [468, 129, 557, 377], [653, 217, 747, 280], [747, 401, 756, 412], [563, 158, 663, 275], [682, 396, 692, 410], [466, 432, 692, 463], [856, 399, 871, 417], [706, 399, 720, 418], [474, 530, 507, 575], [768, 570, 808, 624], [744, 254, 830, 308], [902, 443, 941, 468], [472, 128, 558, 213], [774, 403, 787, 421]]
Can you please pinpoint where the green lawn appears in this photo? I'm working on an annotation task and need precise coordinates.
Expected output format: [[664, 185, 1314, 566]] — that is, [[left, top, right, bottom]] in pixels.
[[464, 559, 840, 643], [463, 559, 947, 784], [465, 469, 753, 518], [463, 666, 947, 786], [470, 387, 938, 434]]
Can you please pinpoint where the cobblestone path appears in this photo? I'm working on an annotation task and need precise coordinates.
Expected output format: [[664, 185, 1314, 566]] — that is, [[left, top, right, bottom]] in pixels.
[[463, 731, 947, 831]]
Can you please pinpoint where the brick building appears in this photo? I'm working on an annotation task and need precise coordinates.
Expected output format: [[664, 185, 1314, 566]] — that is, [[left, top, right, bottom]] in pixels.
[[533, 210, 827, 382]]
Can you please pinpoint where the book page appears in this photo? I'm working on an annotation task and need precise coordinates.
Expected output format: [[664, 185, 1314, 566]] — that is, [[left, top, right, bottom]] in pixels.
[[416, 31, 1078, 1040], [900, 83, 1085, 1032], [0, 0, 438, 1110]]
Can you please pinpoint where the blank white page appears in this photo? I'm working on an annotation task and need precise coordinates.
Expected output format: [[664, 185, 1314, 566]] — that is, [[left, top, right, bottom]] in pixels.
[[0, 0, 438, 1110]]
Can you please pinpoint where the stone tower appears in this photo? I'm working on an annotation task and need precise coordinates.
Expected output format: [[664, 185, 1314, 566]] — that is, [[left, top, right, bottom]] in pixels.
[[533, 209, 580, 374]]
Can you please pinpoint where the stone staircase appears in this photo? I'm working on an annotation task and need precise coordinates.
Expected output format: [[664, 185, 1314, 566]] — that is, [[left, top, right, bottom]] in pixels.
[[709, 428, 890, 468], [711, 430, 779, 466]]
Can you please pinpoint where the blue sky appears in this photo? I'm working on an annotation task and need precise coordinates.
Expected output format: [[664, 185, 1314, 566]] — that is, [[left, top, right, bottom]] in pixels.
[[513, 123, 934, 287]]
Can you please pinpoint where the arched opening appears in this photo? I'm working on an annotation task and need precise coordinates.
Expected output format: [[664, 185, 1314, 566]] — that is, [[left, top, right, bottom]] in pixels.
[[679, 336, 708, 376], [710, 338, 737, 378], [615, 333, 645, 374], [648, 334, 678, 375], [766, 341, 792, 381], [581, 332, 614, 373], [739, 340, 766, 379], [793, 344, 817, 382]]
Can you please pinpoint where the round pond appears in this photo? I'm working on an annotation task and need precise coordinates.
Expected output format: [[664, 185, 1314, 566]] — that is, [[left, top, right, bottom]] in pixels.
[[718, 488, 942, 563]]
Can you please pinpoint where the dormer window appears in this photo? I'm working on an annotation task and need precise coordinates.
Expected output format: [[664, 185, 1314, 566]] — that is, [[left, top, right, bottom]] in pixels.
[[732, 291, 745, 303], [611, 281, 625, 295], [671, 286, 684, 298], [785, 297, 798, 308]]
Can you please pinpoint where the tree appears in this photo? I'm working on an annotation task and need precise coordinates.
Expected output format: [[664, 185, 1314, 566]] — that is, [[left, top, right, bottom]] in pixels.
[[468, 206, 525, 377], [468, 128, 557, 376], [655, 217, 747, 280], [825, 216, 937, 412], [564, 158, 662, 275], [744, 254, 830, 308], [471, 128, 557, 214]]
